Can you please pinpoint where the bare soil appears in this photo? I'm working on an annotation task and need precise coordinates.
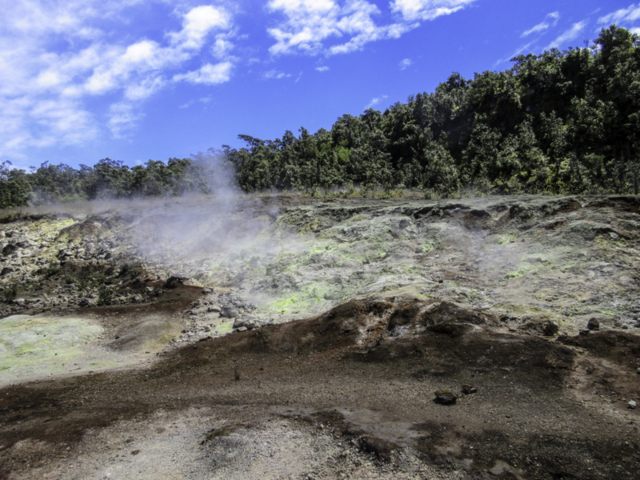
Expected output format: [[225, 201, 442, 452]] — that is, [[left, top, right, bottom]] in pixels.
[[1, 195, 639, 479], [1, 290, 639, 479]]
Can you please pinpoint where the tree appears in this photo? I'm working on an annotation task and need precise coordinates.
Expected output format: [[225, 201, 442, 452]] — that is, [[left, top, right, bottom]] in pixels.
[[422, 141, 460, 194], [0, 162, 32, 208]]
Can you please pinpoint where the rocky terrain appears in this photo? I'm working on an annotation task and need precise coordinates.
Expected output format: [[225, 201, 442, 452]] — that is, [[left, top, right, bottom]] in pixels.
[[0, 194, 639, 479]]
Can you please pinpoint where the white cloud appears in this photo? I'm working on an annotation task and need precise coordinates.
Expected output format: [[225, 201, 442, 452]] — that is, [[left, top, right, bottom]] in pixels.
[[2, 0, 108, 37], [521, 11, 560, 38], [399, 57, 413, 70], [124, 76, 165, 101], [169, 5, 231, 50], [315, 65, 330, 72], [179, 95, 213, 109], [546, 21, 587, 50], [598, 3, 640, 25], [123, 40, 159, 65], [365, 94, 388, 109], [263, 69, 292, 79], [0, 1, 236, 160], [266, 0, 402, 56], [212, 35, 234, 59], [266, 0, 345, 55], [493, 40, 535, 67], [390, 0, 476, 22], [108, 102, 142, 139], [174, 62, 233, 85], [266, 0, 474, 56], [328, 0, 413, 55]]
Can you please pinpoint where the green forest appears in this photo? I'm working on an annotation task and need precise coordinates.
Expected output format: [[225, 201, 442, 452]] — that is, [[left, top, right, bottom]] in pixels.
[[1, 26, 639, 208]]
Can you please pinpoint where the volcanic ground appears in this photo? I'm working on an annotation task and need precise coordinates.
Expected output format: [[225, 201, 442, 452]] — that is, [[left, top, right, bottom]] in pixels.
[[0, 194, 639, 479]]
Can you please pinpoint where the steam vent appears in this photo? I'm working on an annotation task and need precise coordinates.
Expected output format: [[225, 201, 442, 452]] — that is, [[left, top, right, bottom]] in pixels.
[[1, 2, 640, 478]]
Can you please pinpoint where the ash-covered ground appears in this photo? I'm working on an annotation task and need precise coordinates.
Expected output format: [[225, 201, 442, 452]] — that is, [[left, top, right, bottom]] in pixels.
[[0, 194, 639, 479]]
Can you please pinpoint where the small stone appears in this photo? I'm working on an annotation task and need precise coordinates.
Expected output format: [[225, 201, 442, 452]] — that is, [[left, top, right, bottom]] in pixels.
[[434, 390, 457, 406], [221, 306, 238, 318], [587, 318, 600, 331], [628, 400, 637, 410], [202, 287, 213, 294], [462, 385, 477, 395], [79, 298, 90, 307], [164, 275, 187, 289], [636, 367, 640, 375], [542, 321, 559, 337], [579, 329, 590, 336], [2, 244, 17, 256]]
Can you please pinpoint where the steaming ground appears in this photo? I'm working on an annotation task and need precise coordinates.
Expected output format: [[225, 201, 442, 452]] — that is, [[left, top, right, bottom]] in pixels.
[[0, 194, 639, 479], [129, 194, 639, 332]]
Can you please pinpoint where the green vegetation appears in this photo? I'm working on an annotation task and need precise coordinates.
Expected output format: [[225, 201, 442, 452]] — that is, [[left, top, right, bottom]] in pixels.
[[1, 26, 639, 209], [229, 27, 640, 196], [0, 157, 203, 208]]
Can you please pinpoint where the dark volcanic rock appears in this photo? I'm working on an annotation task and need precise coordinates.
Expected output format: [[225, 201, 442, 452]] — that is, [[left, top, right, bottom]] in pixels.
[[434, 390, 458, 405], [2, 243, 17, 256], [461, 384, 477, 395], [543, 321, 559, 337], [164, 276, 187, 289], [221, 306, 239, 318]]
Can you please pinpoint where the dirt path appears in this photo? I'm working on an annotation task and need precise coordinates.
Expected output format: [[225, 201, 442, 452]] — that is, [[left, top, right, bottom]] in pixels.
[[1, 295, 638, 479]]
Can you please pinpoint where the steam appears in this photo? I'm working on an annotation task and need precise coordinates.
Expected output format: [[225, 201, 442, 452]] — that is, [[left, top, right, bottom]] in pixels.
[[1, 151, 307, 319], [124, 151, 302, 287]]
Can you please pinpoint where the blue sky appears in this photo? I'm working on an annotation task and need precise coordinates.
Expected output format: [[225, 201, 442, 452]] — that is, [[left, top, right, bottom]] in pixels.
[[1, 0, 638, 168]]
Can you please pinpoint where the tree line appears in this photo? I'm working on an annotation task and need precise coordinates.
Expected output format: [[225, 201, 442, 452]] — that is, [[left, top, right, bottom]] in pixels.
[[1, 26, 638, 208], [228, 26, 639, 196], [0, 158, 208, 208]]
